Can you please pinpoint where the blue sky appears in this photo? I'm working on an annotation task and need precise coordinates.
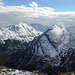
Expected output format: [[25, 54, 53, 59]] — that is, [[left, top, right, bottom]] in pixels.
[[3, 0, 75, 12]]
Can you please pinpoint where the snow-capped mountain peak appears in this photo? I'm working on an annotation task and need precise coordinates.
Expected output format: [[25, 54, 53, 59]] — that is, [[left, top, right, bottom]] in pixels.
[[47, 25, 69, 44], [0, 23, 42, 43]]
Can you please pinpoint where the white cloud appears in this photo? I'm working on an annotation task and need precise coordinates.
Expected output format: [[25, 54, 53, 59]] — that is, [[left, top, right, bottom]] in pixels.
[[0, 2, 75, 27], [29, 2, 38, 8]]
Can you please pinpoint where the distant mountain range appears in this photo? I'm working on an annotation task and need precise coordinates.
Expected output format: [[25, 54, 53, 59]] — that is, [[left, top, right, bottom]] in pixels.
[[30, 23, 48, 32], [6, 25, 75, 75]]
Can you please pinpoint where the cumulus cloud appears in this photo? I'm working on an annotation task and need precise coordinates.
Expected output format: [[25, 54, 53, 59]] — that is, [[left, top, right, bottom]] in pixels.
[[0, 1, 75, 27], [29, 2, 38, 8]]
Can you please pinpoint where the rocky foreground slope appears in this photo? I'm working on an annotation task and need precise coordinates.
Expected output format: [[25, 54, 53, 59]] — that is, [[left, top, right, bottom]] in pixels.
[[7, 25, 75, 75], [0, 66, 40, 75]]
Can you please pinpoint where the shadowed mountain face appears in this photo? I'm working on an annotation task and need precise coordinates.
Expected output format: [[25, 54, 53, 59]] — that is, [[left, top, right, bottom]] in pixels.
[[7, 25, 75, 75]]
